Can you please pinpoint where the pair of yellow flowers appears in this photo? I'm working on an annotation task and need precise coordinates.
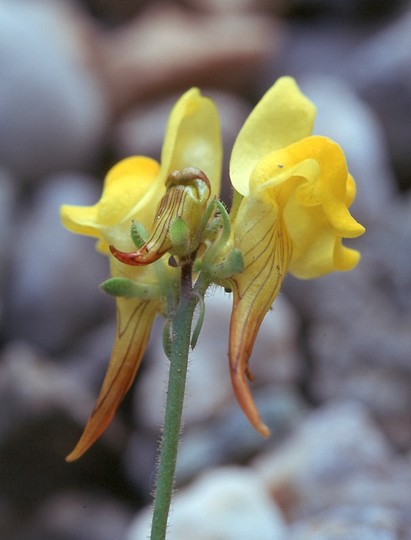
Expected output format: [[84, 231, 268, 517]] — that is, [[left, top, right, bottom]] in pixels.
[[61, 77, 365, 461]]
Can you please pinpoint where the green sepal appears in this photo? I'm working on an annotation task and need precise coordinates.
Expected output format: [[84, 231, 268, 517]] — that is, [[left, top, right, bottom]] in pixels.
[[100, 277, 159, 299], [169, 218, 189, 250], [130, 221, 148, 249], [210, 248, 244, 280]]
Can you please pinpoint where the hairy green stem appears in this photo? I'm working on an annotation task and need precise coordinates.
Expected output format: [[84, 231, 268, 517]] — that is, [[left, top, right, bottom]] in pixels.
[[150, 261, 196, 539]]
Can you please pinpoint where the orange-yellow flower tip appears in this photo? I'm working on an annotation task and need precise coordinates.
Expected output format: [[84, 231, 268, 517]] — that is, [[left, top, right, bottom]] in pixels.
[[65, 450, 81, 463], [109, 244, 161, 266], [65, 408, 115, 462], [64, 371, 129, 462], [230, 363, 271, 437]]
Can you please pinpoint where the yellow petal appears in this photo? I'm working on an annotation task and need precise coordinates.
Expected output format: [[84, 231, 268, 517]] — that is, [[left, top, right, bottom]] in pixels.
[[227, 195, 292, 436], [66, 295, 160, 461], [61, 156, 161, 253], [230, 77, 316, 196], [285, 190, 363, 278], [248, 136, 365, 278], [99, 156, 161, 227], [291, 137, 364, 236], [160, 88, 222, 198], [60, 202, 102, 242]]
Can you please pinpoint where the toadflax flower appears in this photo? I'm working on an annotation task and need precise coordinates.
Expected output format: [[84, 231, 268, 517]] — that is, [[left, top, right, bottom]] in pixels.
[[61, 76, 365, 463], [60, 89, 222, 461], [223, 77, 365, 436]]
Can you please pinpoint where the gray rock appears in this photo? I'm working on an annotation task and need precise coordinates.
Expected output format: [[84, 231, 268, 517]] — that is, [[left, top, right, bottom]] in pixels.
[[0, 340, 133, 534], [0, 1, 108, 180], [0, 341, 93, 444], [319, 467, 411, 523], [175, 386, 305, 484], [289, 505, 402, 540], [122, 429, 158, 500], [270, 19, 366, 84], [287, 0, 405, 20], [348, 8, 411, 189], [182, 0, 284, 14], [124, 386, 304, 494], [81, 0, 149, 24], [0, 169, 19, 326], [5, 173, 111, 352], [0, 169, 18, 270], [100, 5, 277, 113], [125, 384, 304, 493], [252, 401, 393, 520], [17, 491, 133, 540], [301, 75, 395, 219], [62, 319, 118, 391]]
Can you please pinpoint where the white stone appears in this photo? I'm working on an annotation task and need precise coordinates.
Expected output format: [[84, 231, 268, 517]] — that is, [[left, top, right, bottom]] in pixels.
[[126, 466, 286, 540]]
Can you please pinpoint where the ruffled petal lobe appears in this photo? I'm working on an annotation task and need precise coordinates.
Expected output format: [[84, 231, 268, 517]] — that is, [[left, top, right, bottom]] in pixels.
[[249, 136, 365, 278]]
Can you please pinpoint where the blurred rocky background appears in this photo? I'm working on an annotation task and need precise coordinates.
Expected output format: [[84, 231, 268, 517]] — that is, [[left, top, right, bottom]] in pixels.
[[1, 0, 411, 538]]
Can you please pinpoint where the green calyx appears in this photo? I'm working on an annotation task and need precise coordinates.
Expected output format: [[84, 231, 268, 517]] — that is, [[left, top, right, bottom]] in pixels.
[[194, 248, 244, 281], [100, 277, 161, 299], [169, 218, 190, 257], [210, 248, 244, 280]]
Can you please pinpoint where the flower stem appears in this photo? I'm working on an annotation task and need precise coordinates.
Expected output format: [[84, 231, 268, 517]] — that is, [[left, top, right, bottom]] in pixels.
[[150, 261, 196, 540]]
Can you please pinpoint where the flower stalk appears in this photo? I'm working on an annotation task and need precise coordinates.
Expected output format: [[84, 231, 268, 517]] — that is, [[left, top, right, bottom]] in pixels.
[[150, 260, 197, 540]]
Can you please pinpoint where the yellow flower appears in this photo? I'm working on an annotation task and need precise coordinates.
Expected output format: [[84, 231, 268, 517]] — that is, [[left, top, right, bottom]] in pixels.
[[226, 77, 365, 436], [60, 88, 222, 460]]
